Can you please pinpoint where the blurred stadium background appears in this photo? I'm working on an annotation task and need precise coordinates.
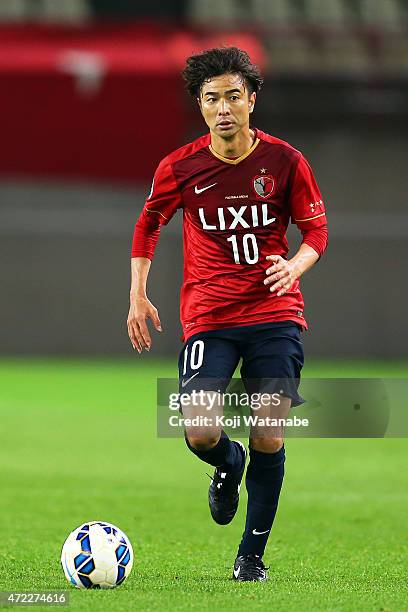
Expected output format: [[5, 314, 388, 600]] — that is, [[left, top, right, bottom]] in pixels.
[[0, 0, 407, 360]]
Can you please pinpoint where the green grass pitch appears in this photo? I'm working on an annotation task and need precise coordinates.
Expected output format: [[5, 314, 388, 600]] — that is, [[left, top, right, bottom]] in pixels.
[[0, 358, 407, 611]]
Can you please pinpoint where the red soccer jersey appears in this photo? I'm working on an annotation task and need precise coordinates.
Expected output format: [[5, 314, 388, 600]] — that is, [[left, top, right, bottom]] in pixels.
[[132, 128, 328, 341]]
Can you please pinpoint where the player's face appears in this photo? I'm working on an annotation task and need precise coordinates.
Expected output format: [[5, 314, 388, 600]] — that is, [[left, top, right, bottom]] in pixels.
[[198, 73, 256, 138]]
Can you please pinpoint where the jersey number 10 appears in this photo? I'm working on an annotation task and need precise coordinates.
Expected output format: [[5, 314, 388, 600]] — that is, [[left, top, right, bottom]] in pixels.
[[227, 233, 258, 265]]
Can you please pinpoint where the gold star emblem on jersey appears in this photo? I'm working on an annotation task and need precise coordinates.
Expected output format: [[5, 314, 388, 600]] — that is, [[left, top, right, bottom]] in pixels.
[[260, 168, 267, 173]]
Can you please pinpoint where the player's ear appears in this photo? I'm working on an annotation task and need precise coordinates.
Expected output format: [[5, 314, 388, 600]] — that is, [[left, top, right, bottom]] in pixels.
[[248, 91, 256, 113]]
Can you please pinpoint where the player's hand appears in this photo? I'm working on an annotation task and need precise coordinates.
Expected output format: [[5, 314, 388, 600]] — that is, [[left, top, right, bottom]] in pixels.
[[264, 255, 299, 297], [127, 296, 162, 353]]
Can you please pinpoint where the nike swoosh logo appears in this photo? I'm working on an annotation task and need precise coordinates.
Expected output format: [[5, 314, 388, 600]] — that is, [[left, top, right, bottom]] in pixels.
[[181, 372, 200, 388], [233, 566, 240, 578], [252, 528, 270, 535], [195, 183, 217, 194]]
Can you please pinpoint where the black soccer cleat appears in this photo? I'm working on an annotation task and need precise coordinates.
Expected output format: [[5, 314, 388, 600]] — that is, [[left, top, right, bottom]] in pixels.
[[232, 554, 269, 582], [208, 440, 246, 525]]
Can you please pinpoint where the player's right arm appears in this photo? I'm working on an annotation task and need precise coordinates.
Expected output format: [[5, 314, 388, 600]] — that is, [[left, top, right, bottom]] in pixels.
[[128, 257, 162, 353], [127, 156, 181, 353]]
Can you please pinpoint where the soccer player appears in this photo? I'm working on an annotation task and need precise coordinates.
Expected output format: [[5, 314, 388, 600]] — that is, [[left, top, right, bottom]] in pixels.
[[128, 47, 328, 582]]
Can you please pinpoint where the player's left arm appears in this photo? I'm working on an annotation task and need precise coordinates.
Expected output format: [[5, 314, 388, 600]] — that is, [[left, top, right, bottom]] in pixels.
[[264, 154, 328, 296]]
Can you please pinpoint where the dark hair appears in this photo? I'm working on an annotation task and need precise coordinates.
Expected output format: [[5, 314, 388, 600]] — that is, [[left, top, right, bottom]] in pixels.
[[182, 47, 263, 98]]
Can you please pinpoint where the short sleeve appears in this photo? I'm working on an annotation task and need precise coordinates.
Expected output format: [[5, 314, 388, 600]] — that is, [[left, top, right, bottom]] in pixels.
[[144, 157, 182, 226], [289, 155, 327, 230], [131, 157, 181, 259]]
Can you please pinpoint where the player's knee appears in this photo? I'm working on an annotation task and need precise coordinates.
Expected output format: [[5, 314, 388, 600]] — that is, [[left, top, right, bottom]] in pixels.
[[185, 431, 220, 452], [250, 437, 284, 454]]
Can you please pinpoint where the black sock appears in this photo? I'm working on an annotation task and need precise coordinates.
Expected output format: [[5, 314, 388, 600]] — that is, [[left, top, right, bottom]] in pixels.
[[185, 430, 243, 473], [237, 445, 285, 557]]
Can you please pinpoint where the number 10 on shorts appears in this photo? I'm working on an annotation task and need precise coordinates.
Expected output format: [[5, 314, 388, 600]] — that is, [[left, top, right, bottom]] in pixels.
[[182, 340, 204, 375]]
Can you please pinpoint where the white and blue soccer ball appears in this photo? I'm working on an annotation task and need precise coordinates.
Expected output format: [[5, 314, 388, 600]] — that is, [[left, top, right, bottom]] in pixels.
[[61, 521, 133, 589]]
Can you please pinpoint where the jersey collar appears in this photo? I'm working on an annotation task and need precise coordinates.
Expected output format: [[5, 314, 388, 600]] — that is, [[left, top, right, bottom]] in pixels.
[[208, 129, 260, 165]]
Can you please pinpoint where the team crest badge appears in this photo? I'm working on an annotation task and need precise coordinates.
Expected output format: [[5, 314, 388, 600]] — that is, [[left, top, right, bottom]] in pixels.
[[253, 174, 275, 198]]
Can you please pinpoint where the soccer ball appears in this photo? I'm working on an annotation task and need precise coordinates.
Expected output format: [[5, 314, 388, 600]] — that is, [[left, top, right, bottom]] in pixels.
[[61, 521, 133, 589]]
